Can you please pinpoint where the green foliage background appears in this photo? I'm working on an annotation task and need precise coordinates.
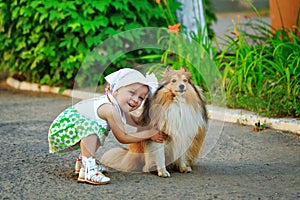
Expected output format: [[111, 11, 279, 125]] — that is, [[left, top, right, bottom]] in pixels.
[[0, 0, 181, 88]]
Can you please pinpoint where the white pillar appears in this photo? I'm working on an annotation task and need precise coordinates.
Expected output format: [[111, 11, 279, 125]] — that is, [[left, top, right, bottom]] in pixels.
[[177, 0, 207, 43]]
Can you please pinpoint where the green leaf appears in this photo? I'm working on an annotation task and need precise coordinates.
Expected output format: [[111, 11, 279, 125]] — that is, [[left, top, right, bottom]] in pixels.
[[132, 0, 145, 11], [124, 22, 142, 30], [21, 51, 32, 59], [30, 59, 37, 70], [82, 21, 95, 34], [39, 12, 49, 23], [3, 51, 12, 61], [33, 25, 43, 33], [40, 74, 51, 85], [30, 1, 42, 8], [20, 6, 33, 17], [44, 47, 56, 57], [29, 33, 40, 43], [22, 22, 32, 34], [83, 7, 95, 16], [44, 1, 59, 9], [111, 1, 124, 10], [94, 15, 109, 27], [77, 42, 88, 54], [15, 40, 26, 51], [92, 1, 110, 12], [68, 22, 81, 31], [50, 61, 58, 67], [138, 14, 148, 26], [85, 35, 94, 48], [68, 10, 79, 19], [60, 33, 75, 49], [65, 1, 76, 10], [49, 19, 59, 30], [123, 11, 136, 20], [49, 10, 60, 21], [12, 7, 20, 19], [110, 14, 126, 26], [72, 37, 79, 48]]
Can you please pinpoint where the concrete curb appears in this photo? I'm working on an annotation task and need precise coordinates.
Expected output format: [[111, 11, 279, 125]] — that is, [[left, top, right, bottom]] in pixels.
[[207, 105, 300, 134], [6, 77, 73, 96], [6, 77, 300, 134]]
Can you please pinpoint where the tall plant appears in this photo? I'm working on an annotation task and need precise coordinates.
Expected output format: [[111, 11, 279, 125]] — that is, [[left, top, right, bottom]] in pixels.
[[143, 0, 216, 92], [216, 15, 300, 117]]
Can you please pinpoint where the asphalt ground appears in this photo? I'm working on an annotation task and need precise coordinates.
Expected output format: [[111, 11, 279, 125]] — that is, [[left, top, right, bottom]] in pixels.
[[0, 81, 299, 200]]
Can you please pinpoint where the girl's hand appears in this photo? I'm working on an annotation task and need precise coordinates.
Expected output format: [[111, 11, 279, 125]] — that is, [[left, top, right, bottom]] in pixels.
[[150, 131, 168, 143]]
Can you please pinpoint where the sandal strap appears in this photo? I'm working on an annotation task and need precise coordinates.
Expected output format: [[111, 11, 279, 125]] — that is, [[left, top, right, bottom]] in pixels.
[[97, 164, 107, 172], [79, 157, 110, 184], [75, 158, 108, 174], [84, 157, 96, 180], [89, 171, 108, 182]]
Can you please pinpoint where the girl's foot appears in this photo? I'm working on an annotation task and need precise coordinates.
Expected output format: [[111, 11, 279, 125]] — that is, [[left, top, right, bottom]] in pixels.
[[77, 157, 110, 185]]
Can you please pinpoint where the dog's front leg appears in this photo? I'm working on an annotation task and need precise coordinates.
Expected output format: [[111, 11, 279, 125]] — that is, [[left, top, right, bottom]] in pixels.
[[143, 142, 170, 178], [178, 154, 192, 173]]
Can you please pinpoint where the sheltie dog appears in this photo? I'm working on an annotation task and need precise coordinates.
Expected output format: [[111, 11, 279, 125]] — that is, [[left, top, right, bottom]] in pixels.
[[101, 67, 207, 177]]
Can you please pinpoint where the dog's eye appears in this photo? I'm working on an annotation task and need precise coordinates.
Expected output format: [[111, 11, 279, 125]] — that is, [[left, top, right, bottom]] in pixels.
[[183, 79, 187, 82], [171, 79, 176, 83]]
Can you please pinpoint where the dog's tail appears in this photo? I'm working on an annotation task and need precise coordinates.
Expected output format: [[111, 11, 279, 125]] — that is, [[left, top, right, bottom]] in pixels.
[[100, 145, 145, 172]]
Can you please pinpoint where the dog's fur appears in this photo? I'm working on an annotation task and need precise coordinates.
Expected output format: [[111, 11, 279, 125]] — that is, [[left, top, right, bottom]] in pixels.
[[101, 67, 207, 177]]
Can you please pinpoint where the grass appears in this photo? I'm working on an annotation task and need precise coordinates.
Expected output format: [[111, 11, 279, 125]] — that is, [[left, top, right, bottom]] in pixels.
[[215, 17, 299, 118]]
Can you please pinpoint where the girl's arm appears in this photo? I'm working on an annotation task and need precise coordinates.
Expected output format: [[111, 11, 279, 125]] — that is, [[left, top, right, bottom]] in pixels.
[[98, 104, 161, 144], [124, 112, 148, 131]]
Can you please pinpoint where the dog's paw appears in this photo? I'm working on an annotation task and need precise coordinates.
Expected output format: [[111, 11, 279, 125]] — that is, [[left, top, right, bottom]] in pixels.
[[179, 166, 192, 173], [157, 168, 170, 178]]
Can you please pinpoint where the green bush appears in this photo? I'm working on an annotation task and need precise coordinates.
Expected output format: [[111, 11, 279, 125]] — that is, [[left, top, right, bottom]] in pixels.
[[0, 0, 180, 88], [216, 18, 300, 117]]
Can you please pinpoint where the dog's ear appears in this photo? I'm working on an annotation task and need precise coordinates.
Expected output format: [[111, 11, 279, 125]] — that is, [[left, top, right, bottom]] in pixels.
[[138, 96, 151, 126], [162, 65, 172, 77], [180, 66, 186, 72], [166, 65, 172, 72]]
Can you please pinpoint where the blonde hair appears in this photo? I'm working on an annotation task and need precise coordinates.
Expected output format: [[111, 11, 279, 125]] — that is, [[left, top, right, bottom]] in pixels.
[[105, 83, 111, 94]]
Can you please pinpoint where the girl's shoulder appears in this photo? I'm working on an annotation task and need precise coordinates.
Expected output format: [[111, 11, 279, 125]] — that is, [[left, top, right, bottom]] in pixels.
[[97, 103, 114, 118], [74, 95, 109, 107], [73, 95, 111, 120]]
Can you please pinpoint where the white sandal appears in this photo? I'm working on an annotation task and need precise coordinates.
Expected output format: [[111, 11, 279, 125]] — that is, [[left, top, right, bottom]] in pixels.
[[77, 157, 110, 185], [75, 157, 108, 174]]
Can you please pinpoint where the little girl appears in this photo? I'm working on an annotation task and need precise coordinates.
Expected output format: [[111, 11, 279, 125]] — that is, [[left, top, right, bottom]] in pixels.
[[48, 68, 167, 185]]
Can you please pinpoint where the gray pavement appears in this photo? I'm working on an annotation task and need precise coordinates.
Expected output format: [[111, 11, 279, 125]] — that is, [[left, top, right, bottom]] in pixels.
[[213, 13, 270, 37], [0, 81, 299, 200]]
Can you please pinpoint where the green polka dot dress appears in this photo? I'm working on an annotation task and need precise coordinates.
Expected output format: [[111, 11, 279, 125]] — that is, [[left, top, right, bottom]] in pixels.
[[48, 95, 126, 153]]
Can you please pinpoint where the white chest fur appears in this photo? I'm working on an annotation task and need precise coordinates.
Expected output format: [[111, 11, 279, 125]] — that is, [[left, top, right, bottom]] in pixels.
[[156, 96, 206, 159], [160, 96, 206, 136]]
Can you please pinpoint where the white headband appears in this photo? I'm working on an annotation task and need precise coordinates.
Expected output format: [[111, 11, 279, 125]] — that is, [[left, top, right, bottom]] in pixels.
[[104, 68, 158, 95]]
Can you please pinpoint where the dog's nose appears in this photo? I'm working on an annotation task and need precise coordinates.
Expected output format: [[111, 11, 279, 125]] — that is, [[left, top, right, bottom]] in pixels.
[[179, 84, 185, 90]]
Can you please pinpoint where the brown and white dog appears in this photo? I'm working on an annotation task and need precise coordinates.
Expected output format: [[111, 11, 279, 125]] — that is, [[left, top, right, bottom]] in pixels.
[[101, 67, 207, 177]]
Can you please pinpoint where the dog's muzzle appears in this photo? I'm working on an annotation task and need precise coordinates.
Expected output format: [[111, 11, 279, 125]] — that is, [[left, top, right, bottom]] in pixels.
[[177, 84, 186, 94]]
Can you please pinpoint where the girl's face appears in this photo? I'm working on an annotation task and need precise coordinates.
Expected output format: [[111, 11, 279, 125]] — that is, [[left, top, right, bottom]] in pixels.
[[113, 83, 149, 113]]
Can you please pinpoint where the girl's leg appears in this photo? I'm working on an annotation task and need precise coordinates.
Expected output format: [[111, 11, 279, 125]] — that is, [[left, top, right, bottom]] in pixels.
[[75, 135, 106, 174], [80, 134, 99, 158], [78, 134, 110, 184]]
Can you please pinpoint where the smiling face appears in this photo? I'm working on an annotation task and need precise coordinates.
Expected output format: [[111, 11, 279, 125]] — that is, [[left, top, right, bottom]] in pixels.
[[113, 83, 149, 113]]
